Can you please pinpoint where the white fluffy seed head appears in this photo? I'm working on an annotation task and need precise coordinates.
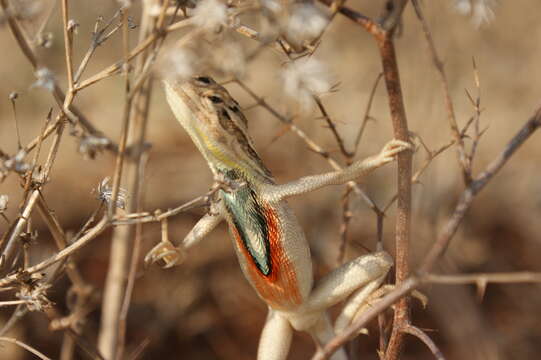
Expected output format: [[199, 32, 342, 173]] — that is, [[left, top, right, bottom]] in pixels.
[[453, 0, 496, 27], [282, 58, 332, 111], [211, 40, 246, 77], [193, 0, 228, 30], [471, 0, 495, 27], [159, 48, 198, 81], [454, 0, 472, 14], [286, 4, 328, 46], [33, 68, 55, 92]]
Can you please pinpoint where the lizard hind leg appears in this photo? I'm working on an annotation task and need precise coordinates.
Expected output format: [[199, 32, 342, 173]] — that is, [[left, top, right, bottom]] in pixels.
[[257, 310, 293, 360], [307, 314, 348, 360], [304, 251, 393, 335]]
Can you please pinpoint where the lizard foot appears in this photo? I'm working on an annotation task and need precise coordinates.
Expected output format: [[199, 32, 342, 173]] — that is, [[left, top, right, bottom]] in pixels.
[[378, 139, 414, 163], [144, 240, 185, 269]]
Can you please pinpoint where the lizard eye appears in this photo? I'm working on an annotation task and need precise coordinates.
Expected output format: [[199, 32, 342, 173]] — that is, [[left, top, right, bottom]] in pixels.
[[208, 95, 223, 104], [195, 76, 212, 84]]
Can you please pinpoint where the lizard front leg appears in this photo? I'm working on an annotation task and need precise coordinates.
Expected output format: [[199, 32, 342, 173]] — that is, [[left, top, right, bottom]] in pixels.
[[262, 139, 412, 202], [145, 206, 224, 268]]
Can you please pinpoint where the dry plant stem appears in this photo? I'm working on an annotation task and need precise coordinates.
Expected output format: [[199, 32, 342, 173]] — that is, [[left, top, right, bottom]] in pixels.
[[1, 116, 68, 266], [234, 80, 380, 212], [378, 34, 412, 360], [75, 18, 194, 92], [411, 0, 471, 184], [0, 217, 108, 287], [116, 4, 161, 358], [23, 116, 63, 154], [0, 0, 113, 144], [312, 106, 541, 360], [314, 96, 352, 157], [0, 336, 52, 360], [337, 73, 384, 264], [74, 11, 123, 84], [0, 306, 27, 337], [380, 0, 410, 31], [112, 194, 207, 225], [384, 140, 454, 213], [426, 272, 541, 285], [1, 188, 40, 268], [45, 307, 106, 360], [354, 73, 383, 151], [401, 325, 445, 360], [36, 196, 84, 285], [0, 300, 28, 306], [61, 0, 74, 91], [317, 1, 412, 358], [419, 107, 541, 273], [311, 277, 419, 360], [98, 12, 134, 360]]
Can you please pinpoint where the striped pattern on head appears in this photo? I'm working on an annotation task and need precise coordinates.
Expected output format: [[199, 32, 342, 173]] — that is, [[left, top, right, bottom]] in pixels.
[[164, 76, 272, 182]]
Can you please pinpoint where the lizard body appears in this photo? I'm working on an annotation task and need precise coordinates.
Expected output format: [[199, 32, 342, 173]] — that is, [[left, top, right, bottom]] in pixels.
[[146, 76, 411, 359]]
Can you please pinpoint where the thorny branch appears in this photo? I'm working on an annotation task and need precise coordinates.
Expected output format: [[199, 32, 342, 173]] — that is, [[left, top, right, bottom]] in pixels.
[[312, 106, 541, 360], [411, 0, 472, 185]]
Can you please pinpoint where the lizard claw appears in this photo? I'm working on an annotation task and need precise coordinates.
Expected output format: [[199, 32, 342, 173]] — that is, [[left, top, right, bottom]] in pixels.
[[144, 241, 186, 269], [378, 139, 413, 163]]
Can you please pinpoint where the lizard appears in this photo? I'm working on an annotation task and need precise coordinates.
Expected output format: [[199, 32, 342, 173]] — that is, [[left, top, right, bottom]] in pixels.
[[145, 75, 412, 360]]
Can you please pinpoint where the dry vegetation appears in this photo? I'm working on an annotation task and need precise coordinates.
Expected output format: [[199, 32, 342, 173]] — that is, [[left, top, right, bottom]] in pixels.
[[0, 0, 540, 359]]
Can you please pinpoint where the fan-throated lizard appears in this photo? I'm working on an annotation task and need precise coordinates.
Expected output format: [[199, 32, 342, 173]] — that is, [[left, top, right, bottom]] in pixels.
[[145, 75, 412, 360]]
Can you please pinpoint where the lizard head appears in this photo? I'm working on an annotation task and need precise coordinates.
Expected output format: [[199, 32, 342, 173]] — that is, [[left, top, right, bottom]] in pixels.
[[163, 76, 272, 182]]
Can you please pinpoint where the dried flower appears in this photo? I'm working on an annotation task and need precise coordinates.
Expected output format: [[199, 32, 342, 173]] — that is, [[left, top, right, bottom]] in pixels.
[[36, 32, 54, 48], [192, 0, 228, 31], [282, 58, 333, 111], [32, 68, 55, 92], [159, 47, 198, 81], [96, 177, 128, 209], [453, 0, 496, 27], [261, 0, 283, 14], [0, 194, 8, 213], [17, 281, 52, 312], [4, 149, 31, 174], [211, 38, 246, 77], [67, 19, 79, 34], [78, 134, 111, 159], [286, 4, 328, 48], [118, 0, 132, 9]]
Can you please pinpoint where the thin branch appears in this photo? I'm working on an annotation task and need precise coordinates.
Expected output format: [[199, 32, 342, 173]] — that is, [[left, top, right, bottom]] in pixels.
[[314, 105, 541, 359], [0, 217, 108, 288], [402, 325, 445, 360], [0, 0, 115, 146], [112, 194, 207, 225], [411, 0, 472, 184], [313, 96, 352, 157], [354, 73, 383, 153], [98, 9, 134, 359], [61, 0, 74, 91], [0, 337, 52, 360], [234, 79, 381, 213], [419, 106, 541, 273], [426, 272, 541, 285]]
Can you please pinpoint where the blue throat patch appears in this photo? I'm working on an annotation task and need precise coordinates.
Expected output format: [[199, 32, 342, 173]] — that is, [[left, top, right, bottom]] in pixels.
[[221, 185, 272, 276]]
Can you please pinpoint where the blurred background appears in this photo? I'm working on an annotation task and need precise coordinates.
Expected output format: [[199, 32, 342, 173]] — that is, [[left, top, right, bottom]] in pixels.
[[1, 0, 540, 359]]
